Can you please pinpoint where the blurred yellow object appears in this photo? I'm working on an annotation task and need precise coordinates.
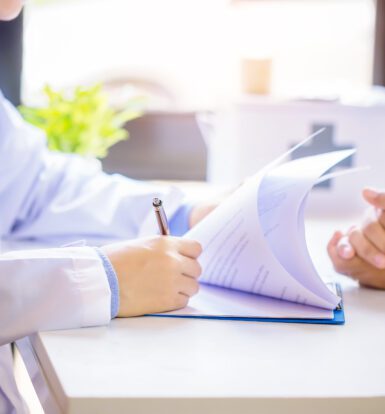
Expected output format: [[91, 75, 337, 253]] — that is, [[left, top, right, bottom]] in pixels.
[[241, 58, 272, 95]]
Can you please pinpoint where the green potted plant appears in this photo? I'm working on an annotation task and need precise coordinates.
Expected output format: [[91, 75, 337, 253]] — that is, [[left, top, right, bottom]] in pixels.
[[19, 84, 143, 158]]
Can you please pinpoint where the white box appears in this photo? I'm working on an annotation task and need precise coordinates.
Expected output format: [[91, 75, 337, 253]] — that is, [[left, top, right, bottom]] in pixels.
[[204, 98, 385, 216]]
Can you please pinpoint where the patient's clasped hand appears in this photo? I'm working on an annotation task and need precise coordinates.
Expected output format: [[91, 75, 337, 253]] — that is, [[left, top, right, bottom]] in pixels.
[[328, 188, 385, 289]]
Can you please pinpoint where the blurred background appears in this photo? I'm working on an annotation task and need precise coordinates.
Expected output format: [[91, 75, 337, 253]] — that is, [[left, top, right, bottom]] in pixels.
[[20, 0, 377, 107], [0, 0, 384, 191]]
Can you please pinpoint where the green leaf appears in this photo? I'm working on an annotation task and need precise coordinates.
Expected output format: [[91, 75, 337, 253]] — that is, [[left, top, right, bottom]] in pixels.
[[18, 83, 144, 159]]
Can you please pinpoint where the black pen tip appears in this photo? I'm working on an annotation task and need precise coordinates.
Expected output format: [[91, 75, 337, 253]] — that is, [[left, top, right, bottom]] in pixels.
[[153, 197, 162, 207]]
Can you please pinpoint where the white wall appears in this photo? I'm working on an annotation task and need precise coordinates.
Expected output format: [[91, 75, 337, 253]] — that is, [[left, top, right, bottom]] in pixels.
[[23, 0, 375, 109]]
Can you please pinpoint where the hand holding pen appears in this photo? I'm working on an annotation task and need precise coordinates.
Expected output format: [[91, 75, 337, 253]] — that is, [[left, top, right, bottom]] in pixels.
[[100, 198, 202, 316]]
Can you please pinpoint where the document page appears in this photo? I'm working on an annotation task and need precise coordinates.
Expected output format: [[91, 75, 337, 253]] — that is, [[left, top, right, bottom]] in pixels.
[[161, 284, 334, 319], [186, 176, 333, 309], [185, 150, 353, 310], [258, 150, 354, 308]]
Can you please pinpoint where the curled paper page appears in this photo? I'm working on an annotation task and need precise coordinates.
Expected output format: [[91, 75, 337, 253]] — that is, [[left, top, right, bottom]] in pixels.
[[184, 135, 355, 311], [257, 149, 355, 308]]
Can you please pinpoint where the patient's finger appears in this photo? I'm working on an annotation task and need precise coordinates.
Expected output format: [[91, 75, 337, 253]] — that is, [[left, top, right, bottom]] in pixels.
[[363, 188, 385, 210], [349, 227, 385, 269], [327, 241, 354, 277], [337, 235, 355, 259], [329, 230, 343, 246], [377, 209, 385, 229], [362, 219, 385, 255]]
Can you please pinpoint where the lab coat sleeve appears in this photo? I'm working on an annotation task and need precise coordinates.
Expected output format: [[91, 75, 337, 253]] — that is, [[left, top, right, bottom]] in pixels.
[[0, 92, 186, 244], [0, 246, 111, 346]]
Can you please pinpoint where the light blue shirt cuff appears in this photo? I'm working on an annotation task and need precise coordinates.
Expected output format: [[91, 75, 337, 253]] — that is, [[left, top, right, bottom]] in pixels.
[[168, 203, 194, 236], [95, 248, 119, 319]]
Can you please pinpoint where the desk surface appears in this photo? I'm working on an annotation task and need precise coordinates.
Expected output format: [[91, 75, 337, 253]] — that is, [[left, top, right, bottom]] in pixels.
[[17, 219, 385, 414]]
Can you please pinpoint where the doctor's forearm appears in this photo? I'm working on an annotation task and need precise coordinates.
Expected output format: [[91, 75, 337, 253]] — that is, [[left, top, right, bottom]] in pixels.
[[0, 247, 112, 346]]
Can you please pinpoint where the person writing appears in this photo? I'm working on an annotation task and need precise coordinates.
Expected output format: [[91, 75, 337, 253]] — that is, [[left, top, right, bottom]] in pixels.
[[0, 1, 218, 412], [328, 188, 385, 289]]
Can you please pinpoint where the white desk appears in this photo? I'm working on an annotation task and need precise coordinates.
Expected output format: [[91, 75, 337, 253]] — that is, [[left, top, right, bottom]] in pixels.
[[16, 219, 385, 414]]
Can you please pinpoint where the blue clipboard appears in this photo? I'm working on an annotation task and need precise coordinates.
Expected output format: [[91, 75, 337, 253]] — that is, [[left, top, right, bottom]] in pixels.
[[148, 284, 345, 325]]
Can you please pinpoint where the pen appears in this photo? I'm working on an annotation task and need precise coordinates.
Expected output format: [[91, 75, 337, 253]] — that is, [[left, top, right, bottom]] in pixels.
[[152, 198, 170, 235]]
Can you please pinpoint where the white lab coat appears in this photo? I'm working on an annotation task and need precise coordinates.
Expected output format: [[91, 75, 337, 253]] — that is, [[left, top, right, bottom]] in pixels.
[[0, 92, 184, 413]]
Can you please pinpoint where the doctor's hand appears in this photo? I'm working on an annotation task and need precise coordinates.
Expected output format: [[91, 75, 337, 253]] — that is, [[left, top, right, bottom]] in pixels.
[[327, 188, 385, 289], [189, 203, 218, 228], [101, 236, 202, 317], [188, 187, 238, 228]]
